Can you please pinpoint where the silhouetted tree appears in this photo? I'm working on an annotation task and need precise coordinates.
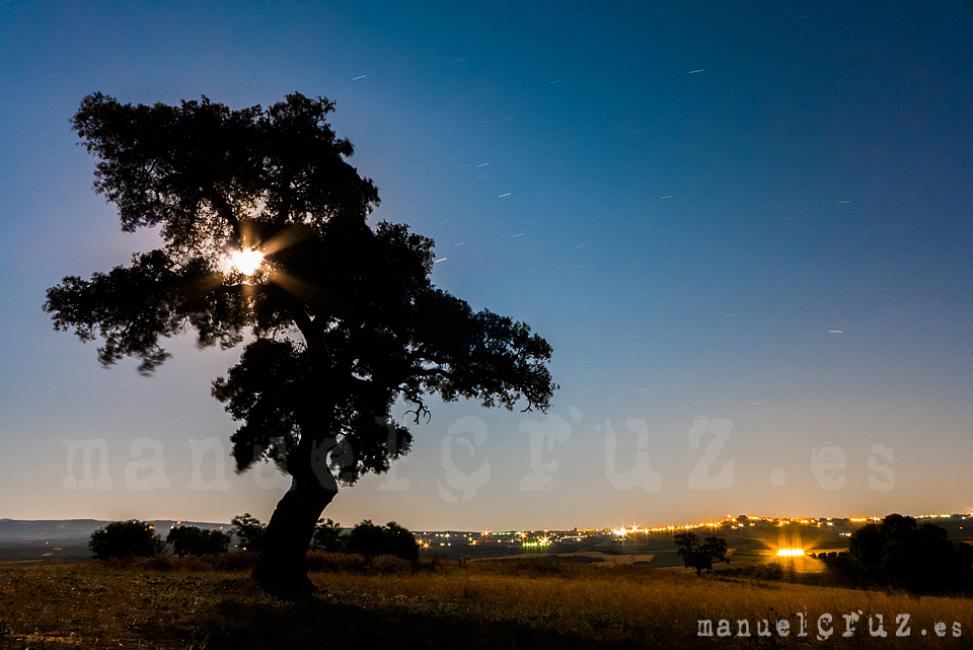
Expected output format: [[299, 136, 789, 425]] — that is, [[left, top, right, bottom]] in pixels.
[[45, 92, 556, 595], [345, 520, 419, 562], [381, 521, 420, 563], [674, 532, 729, 576], [166, 525, 231, 556], [89, 520, 164, 559], [345, 520, 386, 561], [230, 513, 266, 552], [311, 518, 344, 552], [830, 514, 973, 594]]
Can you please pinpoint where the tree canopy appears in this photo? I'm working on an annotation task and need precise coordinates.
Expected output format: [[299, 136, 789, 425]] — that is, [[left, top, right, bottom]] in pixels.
[[345, 520, 419, 563], [311, 518, 344, 552], [828, 514, 973, 594], [229, 513, 266, 552], [166, 525, 231, 556], [46, 92, 556, 594], [45, 92, 556, 484], [89, 520, 164, 559], [674, 532, 729, 576]]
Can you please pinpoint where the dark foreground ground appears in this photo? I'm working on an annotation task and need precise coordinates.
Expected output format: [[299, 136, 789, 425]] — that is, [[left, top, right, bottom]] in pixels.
[[2, 556, 973, 649]]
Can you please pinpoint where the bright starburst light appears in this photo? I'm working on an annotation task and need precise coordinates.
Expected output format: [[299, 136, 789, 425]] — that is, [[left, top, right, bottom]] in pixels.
[[224, 247, 264, 276]]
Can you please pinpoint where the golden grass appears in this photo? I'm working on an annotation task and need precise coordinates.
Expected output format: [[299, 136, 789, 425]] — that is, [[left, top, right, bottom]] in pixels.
[[0, 558, 971, 648], [310, 563, 973, 648]]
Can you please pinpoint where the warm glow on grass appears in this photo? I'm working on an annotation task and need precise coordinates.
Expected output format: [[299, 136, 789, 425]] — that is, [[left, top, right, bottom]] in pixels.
[[775, 548, 805, 557], [225, 247, 264, 276], [6, 559, 972, 646]]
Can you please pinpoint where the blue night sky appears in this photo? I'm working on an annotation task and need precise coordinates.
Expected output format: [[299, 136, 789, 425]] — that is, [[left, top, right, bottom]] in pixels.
[[2, 1, 972, 529]]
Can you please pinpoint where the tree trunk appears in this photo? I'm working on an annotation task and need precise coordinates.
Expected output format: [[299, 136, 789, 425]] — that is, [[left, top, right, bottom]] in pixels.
[[253, 466, 337, 597]]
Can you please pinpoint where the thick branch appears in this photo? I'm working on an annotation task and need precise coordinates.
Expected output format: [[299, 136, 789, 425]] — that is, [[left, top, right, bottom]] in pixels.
[[208, 190, 240, 234]]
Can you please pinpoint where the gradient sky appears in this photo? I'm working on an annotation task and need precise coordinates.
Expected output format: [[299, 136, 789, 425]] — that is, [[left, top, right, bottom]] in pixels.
[[2, 1, 973, 530]]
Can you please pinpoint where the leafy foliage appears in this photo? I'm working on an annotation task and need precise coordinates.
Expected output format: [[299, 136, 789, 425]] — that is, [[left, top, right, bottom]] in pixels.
[[45, 92, 556, 486], [673, 533, 729, 576], [89, 520, 164, 559], [166, 525, 231, 556], [230, 513, 266, 552]]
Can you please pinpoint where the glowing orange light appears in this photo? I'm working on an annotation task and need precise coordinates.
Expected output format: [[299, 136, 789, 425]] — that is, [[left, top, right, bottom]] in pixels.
[[224, 247, 264, 275]]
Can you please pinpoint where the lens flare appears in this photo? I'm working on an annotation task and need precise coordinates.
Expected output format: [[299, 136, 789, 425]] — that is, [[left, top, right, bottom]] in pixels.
[[225, 248, 264, 276]]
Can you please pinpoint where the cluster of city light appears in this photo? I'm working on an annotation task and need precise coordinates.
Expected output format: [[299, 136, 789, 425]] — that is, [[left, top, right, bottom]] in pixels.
[[627, 514, 891, 535], [521, 536, 551, 549], [411, 512, 969, 551], [915, 513, 960, 520], [609, 512, 966, 539]]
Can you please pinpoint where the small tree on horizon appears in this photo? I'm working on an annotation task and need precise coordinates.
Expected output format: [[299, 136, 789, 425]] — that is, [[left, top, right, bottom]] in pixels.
[[89, 520, 164, 559], [230, 513, 266, 552], [380, 521, 420, 563], [166, 525, 231, 556], [311, 518, 344, 552], [45, 92, 555, 595], [674, 532, 729, 576], [345, 520, 419, 563]]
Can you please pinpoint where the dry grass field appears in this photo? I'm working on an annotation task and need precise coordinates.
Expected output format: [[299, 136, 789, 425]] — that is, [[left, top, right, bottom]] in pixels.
[[1, 555, 972, 648]]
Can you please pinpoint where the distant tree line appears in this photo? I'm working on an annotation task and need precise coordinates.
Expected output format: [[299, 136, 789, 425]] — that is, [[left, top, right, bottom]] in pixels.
[[88, 516, 419, 563], [815, 514, 973, 595]]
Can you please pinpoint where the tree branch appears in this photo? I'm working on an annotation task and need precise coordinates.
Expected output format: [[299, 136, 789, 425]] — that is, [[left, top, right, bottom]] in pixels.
[[208, 190, 240, 235]]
